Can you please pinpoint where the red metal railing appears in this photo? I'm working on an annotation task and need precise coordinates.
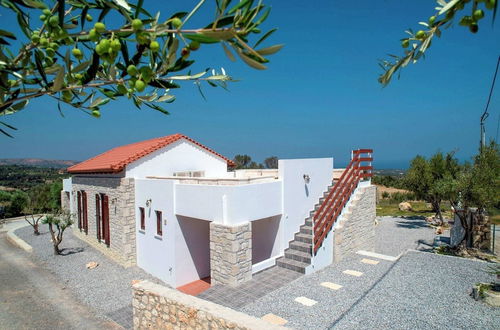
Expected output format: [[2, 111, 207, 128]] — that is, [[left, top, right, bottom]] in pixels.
[[313, 149, 373, 253]]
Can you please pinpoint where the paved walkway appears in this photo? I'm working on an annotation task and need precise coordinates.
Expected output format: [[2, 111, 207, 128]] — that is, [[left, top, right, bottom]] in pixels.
[[197, 267, 301, 308], [0, 232, 119, 329]]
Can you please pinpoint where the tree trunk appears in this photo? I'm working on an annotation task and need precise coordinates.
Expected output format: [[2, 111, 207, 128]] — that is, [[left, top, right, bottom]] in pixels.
[[33, 223, 39, 235], [47, 222, 60, 255], [456, 209, 471, 248], [432, 200, 443, 224], [53, 242, 61, 255]]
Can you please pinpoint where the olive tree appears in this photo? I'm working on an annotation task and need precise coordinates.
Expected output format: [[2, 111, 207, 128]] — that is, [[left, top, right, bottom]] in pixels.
[[0, 0, 281, 136], [435, 141, 500, 247], [405, 151, 460, 223], [379, 0, 497, 85], [43, 210, 74, 255]]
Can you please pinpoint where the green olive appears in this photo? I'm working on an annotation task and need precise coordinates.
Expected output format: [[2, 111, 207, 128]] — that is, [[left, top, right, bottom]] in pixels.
[[127, 64, 138, 76], [132, 19, 143, 31], [111, 39, 121, 51], [415, 30, 426, 40], [135, 80, 146, 92], [171, 17, 182, 29], [149, 41, 160, 52], [89, 28, 99, 42], [189, 41, 200, 51], [94, 22, 106, 33], [473, 9, 485, 20], [49, 16, 59, 27], [72, 48, 83, 59]]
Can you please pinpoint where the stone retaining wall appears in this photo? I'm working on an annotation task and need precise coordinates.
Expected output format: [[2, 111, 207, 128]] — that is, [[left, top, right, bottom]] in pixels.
[[334, 185, 376, 262], [210, 222, 252, 286], [133, 280, 286, 329], [451, 210, 491, 250]]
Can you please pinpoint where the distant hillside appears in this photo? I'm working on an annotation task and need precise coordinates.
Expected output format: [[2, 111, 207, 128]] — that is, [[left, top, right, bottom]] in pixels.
[[0, 158, 78, 169]]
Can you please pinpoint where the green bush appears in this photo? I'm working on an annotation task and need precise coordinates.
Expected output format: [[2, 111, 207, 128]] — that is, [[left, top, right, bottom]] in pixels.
[[390, 192, 415, 203]]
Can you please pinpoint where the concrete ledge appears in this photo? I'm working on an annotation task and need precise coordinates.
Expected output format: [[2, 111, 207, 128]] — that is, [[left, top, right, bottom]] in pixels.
[[7, 227, 33, 253], [133, 280, 287, 329]]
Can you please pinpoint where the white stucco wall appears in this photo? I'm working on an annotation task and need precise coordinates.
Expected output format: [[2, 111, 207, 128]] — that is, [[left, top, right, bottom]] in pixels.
[[175, 216, 211, 286], [279, 158, 333, 249], [125, 139, 229, 179], [62, 178, 74, 214], [175, 181, 282, 225], [135, 179, 177, 286], [251, 216, 282, 268]]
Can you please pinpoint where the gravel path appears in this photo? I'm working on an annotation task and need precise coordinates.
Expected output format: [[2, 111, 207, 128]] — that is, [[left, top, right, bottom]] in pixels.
[[374, 216, 436, 256], [16, 225, 165, 329], [331, 251, 499, 330], [0, 233, 118, 330], [240, 217, 500, 329]]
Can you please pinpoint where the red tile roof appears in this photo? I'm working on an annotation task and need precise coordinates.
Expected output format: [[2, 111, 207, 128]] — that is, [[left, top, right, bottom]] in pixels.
[[67, 134, 235, 174]]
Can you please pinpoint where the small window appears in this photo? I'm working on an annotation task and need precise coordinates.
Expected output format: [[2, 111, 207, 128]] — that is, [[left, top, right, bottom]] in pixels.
[[155, 210, 162, 236], [139, 207, 145, 230]]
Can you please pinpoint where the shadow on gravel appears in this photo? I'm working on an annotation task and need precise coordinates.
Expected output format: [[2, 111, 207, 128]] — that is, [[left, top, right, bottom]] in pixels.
[[415, 239, 434, 252], [400, 215, 426, 220], [395, 220, 429, 229], [59, 247, 85, 256]]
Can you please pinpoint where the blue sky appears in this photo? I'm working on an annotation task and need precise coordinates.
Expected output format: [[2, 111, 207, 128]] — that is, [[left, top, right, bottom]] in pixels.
[[1, 0, 499, 168]]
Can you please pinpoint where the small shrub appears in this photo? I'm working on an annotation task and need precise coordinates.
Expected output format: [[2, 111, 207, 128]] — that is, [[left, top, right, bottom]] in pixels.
[[381, 191, 390, 199]]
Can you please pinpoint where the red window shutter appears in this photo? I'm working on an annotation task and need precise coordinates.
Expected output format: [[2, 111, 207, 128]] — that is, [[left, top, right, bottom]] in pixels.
[[77, 191, 82, 230], [139, 207, 145, 230], [102, 195, 110, 246], [155, 210, 162, 236], [82, 191, 88, 234], [95, 194, 101, 240]]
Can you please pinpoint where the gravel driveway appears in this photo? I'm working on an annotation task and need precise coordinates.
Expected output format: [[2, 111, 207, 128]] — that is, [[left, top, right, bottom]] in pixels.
[[15, 225, 165, 329], [240, 217, 500, 329]]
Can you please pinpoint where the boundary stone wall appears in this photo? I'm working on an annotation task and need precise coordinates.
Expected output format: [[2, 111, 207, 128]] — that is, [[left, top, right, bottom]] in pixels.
[[451, 209, 491, 250], [71, 176, 136, 267], [210, 222, 252, 286], [133, 280, 286, 329], [333, 185, 376, 262]]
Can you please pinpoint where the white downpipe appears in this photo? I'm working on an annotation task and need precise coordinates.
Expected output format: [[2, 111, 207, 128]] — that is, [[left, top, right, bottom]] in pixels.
[[222, 194, 228, 225]]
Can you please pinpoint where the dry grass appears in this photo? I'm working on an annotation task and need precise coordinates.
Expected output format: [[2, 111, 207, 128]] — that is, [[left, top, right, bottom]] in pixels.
[[376, 199, 453, 218], [375, 185, 409, 199]]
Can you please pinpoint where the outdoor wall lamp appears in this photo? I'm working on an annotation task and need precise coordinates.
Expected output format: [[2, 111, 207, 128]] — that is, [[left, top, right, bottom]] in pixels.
[[146, 199, 152, 207], [303, 174, 310, 184]]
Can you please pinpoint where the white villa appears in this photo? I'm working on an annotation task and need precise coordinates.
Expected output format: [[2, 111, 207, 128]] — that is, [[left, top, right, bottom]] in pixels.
[[62, 133, 375, 289]]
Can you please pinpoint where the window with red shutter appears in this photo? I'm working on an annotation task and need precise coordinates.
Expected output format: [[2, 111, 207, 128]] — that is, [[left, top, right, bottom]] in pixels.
[[82, 191, 88, 235], [95, 194, 101, 240], [155, 210, 162, 236], [102, 194, 110, 247], [139, 207, 145, 230], [77, 191, 82, 230]]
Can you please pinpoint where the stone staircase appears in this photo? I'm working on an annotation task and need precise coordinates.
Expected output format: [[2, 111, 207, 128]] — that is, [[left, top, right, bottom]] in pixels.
[[276, 181, 339, 274]]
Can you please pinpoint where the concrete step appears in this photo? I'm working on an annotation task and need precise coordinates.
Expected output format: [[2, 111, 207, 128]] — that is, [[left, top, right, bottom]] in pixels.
[[294, 232, 312, 244], [284, 248, 312, 263], [300, 225, 312, 235], [289, 240, 312, 253], [276, 257, 308, 274]]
